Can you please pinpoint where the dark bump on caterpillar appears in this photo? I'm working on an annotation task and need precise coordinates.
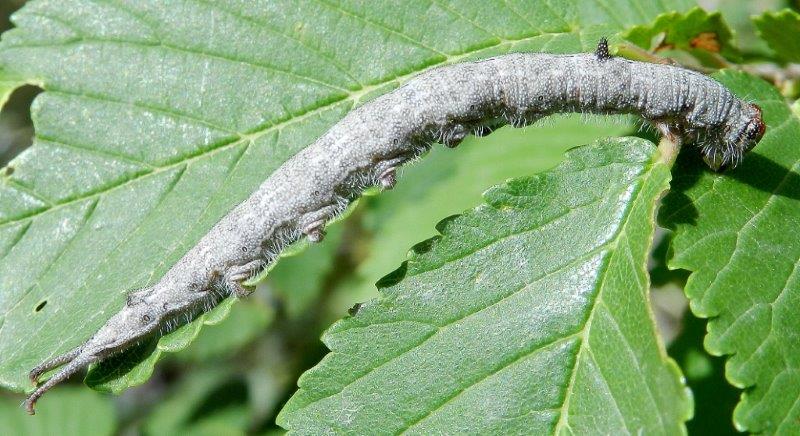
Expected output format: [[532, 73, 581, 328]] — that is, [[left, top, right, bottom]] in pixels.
[[595, 37, 611, 61]]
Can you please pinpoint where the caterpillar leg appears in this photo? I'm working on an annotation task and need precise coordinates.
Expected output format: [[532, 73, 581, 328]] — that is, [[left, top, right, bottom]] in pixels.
[[374, 154, 413, 191], [300, 204, 342, 243], [378, 167, 397, 190], [303, 219, 326, 243], [226, 260, 262, 297], [440, 124, 468, 148]]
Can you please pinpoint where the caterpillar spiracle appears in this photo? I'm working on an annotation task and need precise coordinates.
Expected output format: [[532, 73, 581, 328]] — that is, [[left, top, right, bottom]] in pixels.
[[23, 38, 765, 413]]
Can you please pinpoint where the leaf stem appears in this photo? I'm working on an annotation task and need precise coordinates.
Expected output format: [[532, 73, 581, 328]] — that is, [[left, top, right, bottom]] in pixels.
[[656, 135, 680, 168]]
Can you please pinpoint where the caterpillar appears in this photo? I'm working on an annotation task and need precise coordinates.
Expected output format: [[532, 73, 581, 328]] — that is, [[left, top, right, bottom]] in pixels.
[[23, 38, 765, 414]]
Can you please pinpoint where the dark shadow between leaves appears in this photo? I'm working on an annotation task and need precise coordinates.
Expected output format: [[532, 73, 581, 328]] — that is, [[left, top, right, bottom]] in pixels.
[[649, 230, 690, 287], [660, 150, 703, 227], [187, 376, 248, 423], [669, 312, 739, 435], [375, 261, 408, 289]]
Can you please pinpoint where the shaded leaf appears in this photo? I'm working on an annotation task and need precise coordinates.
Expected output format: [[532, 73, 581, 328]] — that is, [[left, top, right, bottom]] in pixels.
[[660, 70, 800, 433], [753, 9, 800, 62], [699, 0, 780, 56], [279, 138, 690, 434]]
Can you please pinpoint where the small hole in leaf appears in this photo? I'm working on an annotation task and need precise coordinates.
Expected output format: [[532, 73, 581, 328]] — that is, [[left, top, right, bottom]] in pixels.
[[34, 300, 47, 312]]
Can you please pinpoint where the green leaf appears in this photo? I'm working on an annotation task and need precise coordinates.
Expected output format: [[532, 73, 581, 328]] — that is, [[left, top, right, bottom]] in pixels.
[[0, 67, 25, 109], [143, 367, 249, 436], [753, 9, 800, 62], [624, 7, 738, 59], [699, 0, 775, 57], [660, 70, 800, 433], [0, 386, 116, 435], [279, 138, 691, 434], [268, 223, 345, 318], [172, 298, 273, 364], [0, 0, 694, 393], [330, 115, 635, 313]]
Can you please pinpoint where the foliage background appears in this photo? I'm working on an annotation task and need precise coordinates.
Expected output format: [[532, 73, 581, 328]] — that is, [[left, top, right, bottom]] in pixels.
[[0, 0, 796, 434]]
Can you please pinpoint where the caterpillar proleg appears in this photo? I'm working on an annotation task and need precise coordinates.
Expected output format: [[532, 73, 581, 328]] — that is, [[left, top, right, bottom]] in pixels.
[[24, 39, 765, 413]]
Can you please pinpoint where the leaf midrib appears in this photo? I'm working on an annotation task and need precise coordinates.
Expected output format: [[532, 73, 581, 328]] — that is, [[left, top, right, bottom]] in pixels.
[[289, 158, 657, 434], [399, 333, 581, 434], [0, 30, 566, 229], [552, 160, 659, 435]]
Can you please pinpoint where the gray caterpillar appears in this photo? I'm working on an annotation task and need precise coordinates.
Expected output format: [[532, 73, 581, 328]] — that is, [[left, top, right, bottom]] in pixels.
[[24, 39, 765, 413]]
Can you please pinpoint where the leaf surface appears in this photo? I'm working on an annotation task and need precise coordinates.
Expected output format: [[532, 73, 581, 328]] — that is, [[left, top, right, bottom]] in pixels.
[[279, 138, 691, 434], [0, 0, 692, 392], [624, 7, 738, 59], [0, 67, 24, 108], [142, 367, 248, 436], [753, 9, 800, 62], [660, 71, 800, 433], [0, 386, 115, 435]]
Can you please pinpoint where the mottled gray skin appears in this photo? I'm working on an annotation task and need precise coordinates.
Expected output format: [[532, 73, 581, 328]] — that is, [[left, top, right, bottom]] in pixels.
[[25, 42, 765, 413]]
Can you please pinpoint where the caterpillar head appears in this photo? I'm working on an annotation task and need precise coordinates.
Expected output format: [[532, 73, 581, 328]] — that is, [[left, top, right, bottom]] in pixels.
[[703, 103, 766, 171]]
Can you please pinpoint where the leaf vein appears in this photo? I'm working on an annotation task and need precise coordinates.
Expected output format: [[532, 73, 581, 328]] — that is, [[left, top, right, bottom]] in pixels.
[[312, 0, 448, 57], [0, 221, 31, 261], [48, 88, 237, 135], [0, 31, 558, 229], [304, 243, 614, 411], [4, 179, 54, 207], [36, 135, 155, 170], [399, 333, 581, 433], [7, 37, 350, 93], [0, 197, 99, 339], [190, 0, 364, 88], [5, 166, 188, 362]]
